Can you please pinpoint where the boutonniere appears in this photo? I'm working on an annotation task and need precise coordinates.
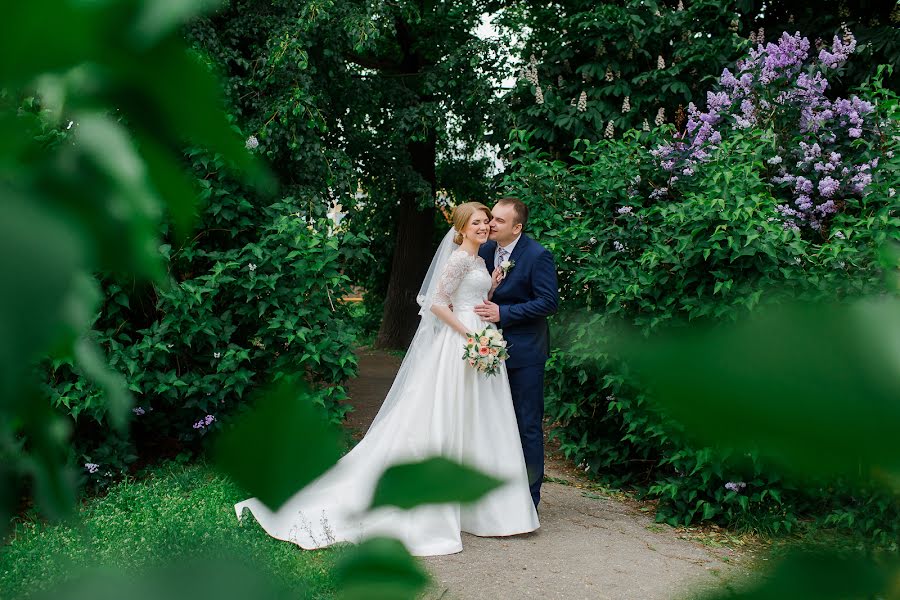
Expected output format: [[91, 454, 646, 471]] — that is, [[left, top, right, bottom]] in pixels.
[[499, 259, 516, 279]]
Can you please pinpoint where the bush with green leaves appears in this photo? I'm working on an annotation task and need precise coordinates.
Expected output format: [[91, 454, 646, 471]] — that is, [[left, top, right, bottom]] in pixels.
[[45, 150, 368, 484], [502, 46, 899, 536]]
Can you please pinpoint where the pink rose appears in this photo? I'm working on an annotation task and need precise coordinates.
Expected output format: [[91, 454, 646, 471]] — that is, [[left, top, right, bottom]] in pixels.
[[479, 346, 489, 356]]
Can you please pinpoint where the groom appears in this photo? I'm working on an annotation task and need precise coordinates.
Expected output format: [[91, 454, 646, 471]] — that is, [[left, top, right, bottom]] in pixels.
[[474, 197, 558, 508]]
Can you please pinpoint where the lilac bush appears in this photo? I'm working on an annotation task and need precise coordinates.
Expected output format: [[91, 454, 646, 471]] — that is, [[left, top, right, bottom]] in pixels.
[[652, 31, 882, 233]]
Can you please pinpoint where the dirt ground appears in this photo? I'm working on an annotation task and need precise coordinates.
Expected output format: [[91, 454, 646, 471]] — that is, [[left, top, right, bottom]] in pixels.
[[345, 348, 754, 600]]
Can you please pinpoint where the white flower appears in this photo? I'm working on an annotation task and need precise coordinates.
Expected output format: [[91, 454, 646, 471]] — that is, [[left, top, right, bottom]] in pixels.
[[605, 67, 614, 82], [613, 240, 625, 252], [577, 91, 587, 112], [245, 135, 259, 150], [326, 202, 346, 226], [767, 156, 783, 165], [589, 236, 597, 244], [642, 119, 650, 131], [654, 107, 666, 126], [214, 352, 221, 359], [500, 259, 512, 270], [621, 96, 630, 113], [677, 0, 684, 10], [535, 86, 544, 105], [657, 55, 666, 69], [248, 262, 257, 271], [890, 188, 896, 197]]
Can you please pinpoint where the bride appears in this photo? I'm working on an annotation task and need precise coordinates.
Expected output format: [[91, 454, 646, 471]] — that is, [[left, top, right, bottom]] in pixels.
[[234, 201, 539, 556]]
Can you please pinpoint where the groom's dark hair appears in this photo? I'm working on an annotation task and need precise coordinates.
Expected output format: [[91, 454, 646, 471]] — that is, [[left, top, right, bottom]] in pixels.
[[497, 197, 529, 228]]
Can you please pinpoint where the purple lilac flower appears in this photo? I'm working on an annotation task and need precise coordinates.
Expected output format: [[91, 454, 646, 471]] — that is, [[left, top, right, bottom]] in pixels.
[[132, 407, 145, 416], [193, 414, 217, 430], [724, 481, 747, 493], [617, 206, 634, 215], [612, 240, 625, 252], [651, 29, 876, 234], [85, 463, 100, 474], [818, 176, 840, 197], [795, 177, 814, 194], [818, 32, 857, 68], [794, 195, 813, 211], [650, 187, 668, 200]]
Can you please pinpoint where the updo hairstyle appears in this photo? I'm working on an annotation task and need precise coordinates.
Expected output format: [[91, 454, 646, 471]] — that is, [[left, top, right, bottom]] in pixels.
[[451, 201, 492, 245]]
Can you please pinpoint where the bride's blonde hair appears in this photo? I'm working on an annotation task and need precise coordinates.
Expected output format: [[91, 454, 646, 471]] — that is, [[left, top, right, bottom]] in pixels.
[[451, 202, 492, 245]]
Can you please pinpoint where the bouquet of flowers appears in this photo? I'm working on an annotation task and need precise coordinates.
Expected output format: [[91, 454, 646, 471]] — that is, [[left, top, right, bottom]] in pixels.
[[462, 327, 509, 376]]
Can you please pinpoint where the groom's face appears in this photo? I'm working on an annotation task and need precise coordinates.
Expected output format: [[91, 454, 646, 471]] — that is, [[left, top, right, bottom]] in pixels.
[[489, 203, 522, 246]]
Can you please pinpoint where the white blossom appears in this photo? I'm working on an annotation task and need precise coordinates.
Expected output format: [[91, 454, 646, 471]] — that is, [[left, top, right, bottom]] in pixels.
[[214, 352, 221, 359], [642, 119, 650, 131], [657, 55, 666, 70], [621, 96, 631, 113], [245, 135, 259, 150], [248, 262, 257, 271], [677, 0, 684, 10], [327, 202, 346, 226], [577, 91, 587, 112], [535, 86, 544, 105], [654, 107, 666, 126], [605, 67, 614, 82], [604, 120, 615, 139]]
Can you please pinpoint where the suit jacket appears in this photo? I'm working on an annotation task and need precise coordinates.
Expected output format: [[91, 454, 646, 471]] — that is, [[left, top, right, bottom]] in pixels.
[[479, 235, 559, 369]]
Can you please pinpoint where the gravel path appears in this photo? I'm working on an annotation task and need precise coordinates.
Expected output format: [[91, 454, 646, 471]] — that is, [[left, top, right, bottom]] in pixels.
[[345, 348, 751, 600]]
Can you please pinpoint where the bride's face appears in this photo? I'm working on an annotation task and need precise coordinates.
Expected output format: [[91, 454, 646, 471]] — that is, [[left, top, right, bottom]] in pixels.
[[463, 210, 491, 244]]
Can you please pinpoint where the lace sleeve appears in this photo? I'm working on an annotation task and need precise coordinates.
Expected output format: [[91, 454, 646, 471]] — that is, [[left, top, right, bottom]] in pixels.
[[432, 250, 470, 307]]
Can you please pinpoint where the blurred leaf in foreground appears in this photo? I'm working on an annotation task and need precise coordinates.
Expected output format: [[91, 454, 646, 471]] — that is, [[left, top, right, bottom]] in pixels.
[[32, 556, 285, 600], [697, 549, 895, 600], [333, 537, 430, 600], [370, 456, 506, 510], [214, 382, 343, 510], [611, 297, 900, 479]]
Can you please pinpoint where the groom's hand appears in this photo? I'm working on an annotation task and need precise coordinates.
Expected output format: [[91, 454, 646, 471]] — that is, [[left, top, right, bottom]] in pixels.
[[474, 300, 500, 323]]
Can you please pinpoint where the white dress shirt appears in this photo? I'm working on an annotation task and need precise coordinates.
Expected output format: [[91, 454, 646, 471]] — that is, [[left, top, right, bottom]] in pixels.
[[494, 234, 521, 269]]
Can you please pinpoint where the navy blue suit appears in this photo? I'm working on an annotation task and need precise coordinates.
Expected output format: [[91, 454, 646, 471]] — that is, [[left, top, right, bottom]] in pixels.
[[479, 235, 558, 507]]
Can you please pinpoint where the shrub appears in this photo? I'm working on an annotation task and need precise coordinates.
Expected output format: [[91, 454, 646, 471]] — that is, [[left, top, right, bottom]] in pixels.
[[45, 149, 368, 487], [502, 33, 899, 538]]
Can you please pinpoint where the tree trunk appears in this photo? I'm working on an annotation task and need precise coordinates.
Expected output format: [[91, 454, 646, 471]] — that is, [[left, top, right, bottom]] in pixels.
[[374, 136, 437, 350]]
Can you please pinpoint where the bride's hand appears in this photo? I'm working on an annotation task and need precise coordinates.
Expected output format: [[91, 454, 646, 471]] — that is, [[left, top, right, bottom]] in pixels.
[[491, 266, 504, 291]]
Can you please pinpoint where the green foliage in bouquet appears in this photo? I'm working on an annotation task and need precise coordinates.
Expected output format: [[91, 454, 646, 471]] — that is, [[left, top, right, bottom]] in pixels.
[[503, 37, 899, 537]]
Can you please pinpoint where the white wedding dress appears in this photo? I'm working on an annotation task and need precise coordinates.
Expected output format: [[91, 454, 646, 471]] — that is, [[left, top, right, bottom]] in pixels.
[[234, 237, 539, 556]]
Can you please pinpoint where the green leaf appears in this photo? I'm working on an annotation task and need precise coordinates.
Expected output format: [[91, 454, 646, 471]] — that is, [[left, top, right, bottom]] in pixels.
[[333, 537, 430, 600], [214, 381, 343, 510], [610, 298, 900, 478], [131, 0, 224, 47], [697, 550, 892, 600], [370, 456, 505, 510]]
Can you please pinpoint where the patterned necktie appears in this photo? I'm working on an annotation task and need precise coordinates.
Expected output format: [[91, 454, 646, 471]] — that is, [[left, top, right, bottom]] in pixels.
[[496, 247, 508, 270]]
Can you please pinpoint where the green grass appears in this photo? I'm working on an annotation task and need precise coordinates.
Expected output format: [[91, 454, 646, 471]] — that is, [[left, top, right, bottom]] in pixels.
[[0, 462, 338, 599]]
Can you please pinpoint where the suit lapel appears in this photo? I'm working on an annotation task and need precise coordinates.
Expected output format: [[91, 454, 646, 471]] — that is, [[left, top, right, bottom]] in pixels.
[[507, 234, 529, 268]]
